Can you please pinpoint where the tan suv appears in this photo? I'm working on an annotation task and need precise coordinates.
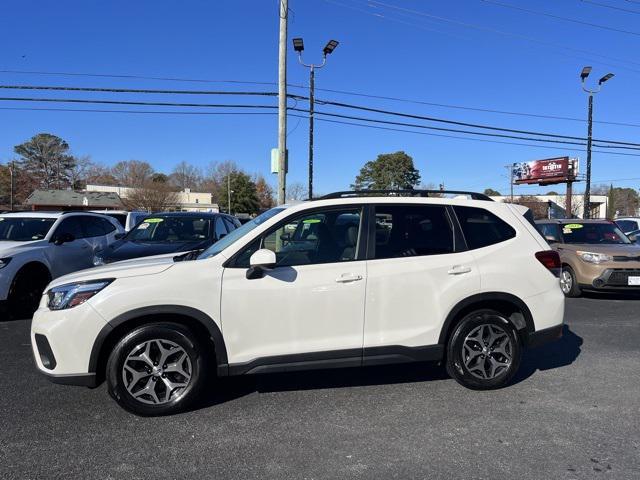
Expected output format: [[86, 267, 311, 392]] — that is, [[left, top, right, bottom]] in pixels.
[[536, 219, 640, 297]]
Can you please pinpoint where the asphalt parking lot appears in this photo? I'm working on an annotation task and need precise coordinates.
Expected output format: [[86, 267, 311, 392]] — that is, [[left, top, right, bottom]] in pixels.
[[1, 296, 639, 480]]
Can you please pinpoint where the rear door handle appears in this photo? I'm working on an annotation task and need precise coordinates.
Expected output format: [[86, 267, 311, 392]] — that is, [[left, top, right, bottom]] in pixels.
[[336, 273, 363, 283], [448, 265, 472, 275]]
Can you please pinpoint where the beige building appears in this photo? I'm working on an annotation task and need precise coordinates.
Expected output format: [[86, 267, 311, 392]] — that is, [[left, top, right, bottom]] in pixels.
[[86, 185, 219, 212]]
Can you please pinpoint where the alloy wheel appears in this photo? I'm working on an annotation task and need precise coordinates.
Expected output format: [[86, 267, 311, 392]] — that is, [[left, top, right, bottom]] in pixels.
[[461, 324, 513, 380], [121, 339, 193, 405], [560, 270, 573, 294]]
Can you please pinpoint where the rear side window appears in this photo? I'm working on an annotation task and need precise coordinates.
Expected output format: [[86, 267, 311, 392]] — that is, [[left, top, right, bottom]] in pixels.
[[214, 217, 228, 240], [537, 223, 561, 241], [616, 220, 639, 232], [373, 205, 454, 259], [106, 213, 127, 228], [222, 217, 237, 232], [81, 216, 108, 238], [454, 206, 516, 249]]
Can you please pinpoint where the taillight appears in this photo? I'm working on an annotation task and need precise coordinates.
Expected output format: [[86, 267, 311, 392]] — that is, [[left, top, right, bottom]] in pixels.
[[535, 250, 561, 277]]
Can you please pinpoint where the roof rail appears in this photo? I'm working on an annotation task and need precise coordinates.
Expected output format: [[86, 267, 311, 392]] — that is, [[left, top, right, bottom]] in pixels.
[[319, 190, 493, 201]]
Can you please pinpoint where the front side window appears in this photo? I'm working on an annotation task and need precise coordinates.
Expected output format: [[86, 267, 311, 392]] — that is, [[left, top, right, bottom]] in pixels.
[[81, 216, 107, 238], [0, 217, 56, 241], [373, 205, 454, 259], [54, 217, 84, 240], [234, 208, 362, 267], [454, 206, 516, 250]]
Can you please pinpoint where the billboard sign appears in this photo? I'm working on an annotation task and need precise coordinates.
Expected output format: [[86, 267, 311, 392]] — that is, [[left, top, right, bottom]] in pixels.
[[512, 157, 576, 185]]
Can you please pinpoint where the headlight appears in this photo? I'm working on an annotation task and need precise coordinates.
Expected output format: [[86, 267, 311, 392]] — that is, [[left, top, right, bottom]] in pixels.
[[47, 279, 113, 311], [93, 254, 105, 266], [577, 251, 613, 264], [0, 257, 11, 269]]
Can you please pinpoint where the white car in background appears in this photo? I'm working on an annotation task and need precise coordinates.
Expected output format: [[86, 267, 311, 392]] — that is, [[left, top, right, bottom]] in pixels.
[[615, 217, 640, 235], [31, 191, 564, 416], [0, 211, 123, 317]]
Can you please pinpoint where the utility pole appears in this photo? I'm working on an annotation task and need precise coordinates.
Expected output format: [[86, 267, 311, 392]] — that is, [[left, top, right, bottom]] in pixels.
[[580, 66, 614, 219], [277, 0, 288, 205], [505, 165, 514, 201], [227, 173, 233, 215], [292, 37, 339, 200], [9, 160, 14, 211]]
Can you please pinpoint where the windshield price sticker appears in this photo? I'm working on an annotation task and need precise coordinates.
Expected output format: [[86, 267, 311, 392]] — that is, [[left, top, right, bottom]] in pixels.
[[138, 223, 150, 230], [564, 224, 583, 229], [144, 218, 164, 224]]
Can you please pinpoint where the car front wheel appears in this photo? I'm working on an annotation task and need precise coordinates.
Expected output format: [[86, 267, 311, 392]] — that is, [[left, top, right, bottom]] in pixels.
[[446, 310, 522, 390], [106, 322, 207, 416]]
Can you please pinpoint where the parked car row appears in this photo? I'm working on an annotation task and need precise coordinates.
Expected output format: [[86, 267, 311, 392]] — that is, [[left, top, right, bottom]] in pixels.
[[0, 210, 239, 317]]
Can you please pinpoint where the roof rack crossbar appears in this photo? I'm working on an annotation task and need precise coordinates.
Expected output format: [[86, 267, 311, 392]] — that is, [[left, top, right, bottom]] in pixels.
[[319, 190, 493, 201]]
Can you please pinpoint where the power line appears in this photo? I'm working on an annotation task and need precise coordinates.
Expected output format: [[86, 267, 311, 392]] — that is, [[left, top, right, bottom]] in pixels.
[[291, 114, 640, 157], [0, 84, 277, 96], [3, 92, 640, 148], [581, 0, 640, 15], [480, 0, 640, 37], [304, 95, 640, 147], [0, 106, 278, 116], [357, 0, 640, 71], [3, 80, 640, 129], [0, 96, 278, 110]]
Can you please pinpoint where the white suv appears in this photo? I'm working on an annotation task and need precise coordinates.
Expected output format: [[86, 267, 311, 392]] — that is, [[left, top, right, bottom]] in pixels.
[[31, 191, 564, 416], [0, 211, 124, 317]]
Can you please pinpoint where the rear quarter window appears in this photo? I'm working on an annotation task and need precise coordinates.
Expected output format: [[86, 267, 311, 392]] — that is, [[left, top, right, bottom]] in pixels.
[[454, 206, 516, 250]]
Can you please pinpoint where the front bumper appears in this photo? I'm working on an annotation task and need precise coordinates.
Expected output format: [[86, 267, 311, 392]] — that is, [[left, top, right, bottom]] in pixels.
[[526, 324, 563, 349], [31, 299, 109, 384], [586, 268, 640, 290]]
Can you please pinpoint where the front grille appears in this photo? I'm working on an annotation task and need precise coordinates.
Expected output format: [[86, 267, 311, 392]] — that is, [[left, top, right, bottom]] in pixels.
[[603, 269, 640, 287]]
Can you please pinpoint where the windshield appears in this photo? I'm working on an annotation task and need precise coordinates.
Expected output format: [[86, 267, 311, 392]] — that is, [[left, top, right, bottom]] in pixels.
[[126, 216, 213, 243], [198, 207, 285, 259], [562, 222, 631, 245], [0, 217, 56, 241]]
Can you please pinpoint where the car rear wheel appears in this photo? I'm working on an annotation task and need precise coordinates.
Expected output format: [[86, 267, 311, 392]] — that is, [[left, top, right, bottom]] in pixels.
[[446, 309, 522, 390], [106, 322, 207, 416], [560, 266, 581, 297]]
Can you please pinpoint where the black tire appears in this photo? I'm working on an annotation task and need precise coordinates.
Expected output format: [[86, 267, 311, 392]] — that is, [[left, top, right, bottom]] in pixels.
[[7, 265, 51, 319], [560, 266, 582, 298], [106, 322, 208, 416], [445, 309, 522, 390]]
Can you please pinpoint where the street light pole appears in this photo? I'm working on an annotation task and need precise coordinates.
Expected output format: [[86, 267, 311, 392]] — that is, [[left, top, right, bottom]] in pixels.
[[293, 38, 339, 200], [580, 66, 614, 219]]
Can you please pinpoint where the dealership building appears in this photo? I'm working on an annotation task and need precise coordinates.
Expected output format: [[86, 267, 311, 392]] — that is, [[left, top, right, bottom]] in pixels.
[[86, 185, 219, 212]]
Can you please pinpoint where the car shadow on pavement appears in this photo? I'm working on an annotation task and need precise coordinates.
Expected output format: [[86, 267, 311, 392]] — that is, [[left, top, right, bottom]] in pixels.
[[581, 291, 640, 301], [511, 325, 582, 385], [190, 326, 582, 411], [192, 363, 451, 411]]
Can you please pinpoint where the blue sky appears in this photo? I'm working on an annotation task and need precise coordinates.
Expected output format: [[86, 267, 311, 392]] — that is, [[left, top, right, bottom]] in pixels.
[[1, 0, 639, 196]]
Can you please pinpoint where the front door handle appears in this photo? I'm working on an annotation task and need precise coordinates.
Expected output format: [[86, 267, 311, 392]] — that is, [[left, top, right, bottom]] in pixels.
[[448, 265, 472, 275], [336, 273, 363, 283]]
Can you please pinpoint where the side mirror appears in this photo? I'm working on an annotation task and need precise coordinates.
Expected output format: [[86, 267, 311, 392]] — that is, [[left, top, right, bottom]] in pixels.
[[246, 249, 277, 279], [53, 232, 75, 246], [545, 235, 559, 244]]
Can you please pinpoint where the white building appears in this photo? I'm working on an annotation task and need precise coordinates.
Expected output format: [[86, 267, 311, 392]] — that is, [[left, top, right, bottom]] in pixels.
[[490, 194, 608, 219], [86, 185, 219, 212]]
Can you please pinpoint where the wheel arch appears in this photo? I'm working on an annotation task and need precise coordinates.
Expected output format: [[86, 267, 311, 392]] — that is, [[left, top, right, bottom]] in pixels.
[[89, 305, 229, 383], [438, 292, 535, 347]]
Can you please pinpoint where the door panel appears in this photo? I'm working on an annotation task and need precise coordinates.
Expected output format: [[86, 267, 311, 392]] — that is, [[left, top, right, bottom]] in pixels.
[[363, 204, 480, 349], [221, 261, 367, 364], [220, 206, 367, 365]]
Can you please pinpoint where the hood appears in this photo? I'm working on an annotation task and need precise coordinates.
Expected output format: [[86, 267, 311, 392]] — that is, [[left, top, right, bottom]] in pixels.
[[0, 239, 48, 257], [100, 239, 211, 263], [559, 243, 640, 256], [48, 253, 177, 289]]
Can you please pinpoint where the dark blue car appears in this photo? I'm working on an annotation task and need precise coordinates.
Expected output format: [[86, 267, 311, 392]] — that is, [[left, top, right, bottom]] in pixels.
[[93, 212, 240, 265]]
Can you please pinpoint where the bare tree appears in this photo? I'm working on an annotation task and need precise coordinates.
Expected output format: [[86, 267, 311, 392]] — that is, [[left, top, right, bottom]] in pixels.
[[68, 155, 94, 190], [287, 182, 308, 201], [124, 180, 179, 212], [254, 174, 275, 209], [169, 161, 202, 191], [111, 160, 154, 187]]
